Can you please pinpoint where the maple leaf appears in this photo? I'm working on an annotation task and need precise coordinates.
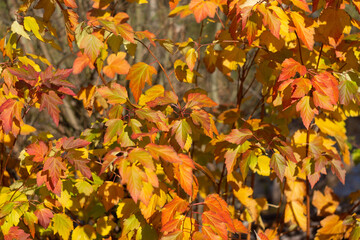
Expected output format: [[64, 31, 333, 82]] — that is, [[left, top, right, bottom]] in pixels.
[[312, 186, 339, 216], [316, 214, 346, 238], [161, 196, 189, 226], [35, 207, 53, 229], [257, 5, 280, 39], [73, 51, 94, 74], [66, 151, 92, 179], [97, 82, 128, 104], [62, 137, 90, 149], [126, 62, 157, 102], [4, 226, 31, 240], [145, 143, 181, 163], [291, 78, 312, 98], [189, 0, 218, 23], [40, 91, 63, 126], [26, 141, 48, 162], [103, 52, 130, 78], [52, 213, 74, 240], [99, 147, 123, 175], [284, 201, 306, 231], [270, 153, 286, 181], [296, 96, 318, 129], [0, 99, 23, 134], [117, 23, 135, 43], [185, 48, 198, 71], [290, 12, 315, 50], [174, 154, 195, 196], [185, 92, 217, 109], [278, 58, 307, 82], [225, 129, 253, 145], [43, 156, 66, 191]]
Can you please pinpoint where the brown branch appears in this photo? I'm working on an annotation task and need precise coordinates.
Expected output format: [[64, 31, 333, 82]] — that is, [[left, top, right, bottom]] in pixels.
[[305, 129, 311, 240], [295, 31, 304, 65], [95, 62, 107, 85], [316, 43, 323, 71]]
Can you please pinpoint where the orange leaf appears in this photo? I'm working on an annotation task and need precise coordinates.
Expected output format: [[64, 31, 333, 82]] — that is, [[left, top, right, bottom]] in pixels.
[[202, 211, 228, 239], [98, 181, 124, 211], [145, 143, 181, 163], [174, 154, 195, 196], [290, 12, 314, 50], [278, 58, 307, 82], [205, 194, 236, 232], [40, 91, 63, 126], [225, 129, 253, 145], [0, 99, 23, 134], [126, 62, 157, 102], [103, 52, 130, 78], [291, 0, 311, 13], [312, 72, 338, 105], [185, 92, 217, 109], [189, 0, 218, 23], [312, 186, 339, 216], [296, 96, 318, 129], [43, 156, 66, 192], [161, 196, 189, 226], [125, 165, 143, 203], [26, 141, 48, 162], [97, 82, 128, 105], [73, 52, 94, 74], [63, 0, 77, 8]]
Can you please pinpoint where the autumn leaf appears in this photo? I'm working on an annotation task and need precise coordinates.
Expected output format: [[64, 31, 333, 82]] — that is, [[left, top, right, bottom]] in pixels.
[[78, 33, 103, 62], [103, 52, 130, 78], [40, 91, 63, 126], [0, 99, 23, 134], [62, 137, 90, 150], [26, 141, 48, 162], [185, 48, 198, 71], [34, 207, 53, 229], [73, 51, 94, 74], [278, 58, 307, 82], [290, 12, 314, 50], [97, 82, 128, 104], [4, 226, 31, 240], [104, 119, 124, 143], [225, 129, 253, 145], [126, 62, 157, 102], [339, 73, 358, 105], [24, 212, 38, 237], [98, 181, 124, 211], [312, 186, 339, 216], [171, 119, 192, 149], [312, 72, 339, 105], [205, 194, 236, 232], [43, 156, 66, 191], [189, 0, 218, 23], [72, 225, 96, 240], [161, 196, 189, 226], [185, 92, 217, 109], [202, 211, 228, 239], [145, 143, 181, 163], [66, 151, 92, 179], [296, 96, 318, 129], [174, 154, 195, 196], [52, 213, 74, 240], [270, 153, 286, 181]]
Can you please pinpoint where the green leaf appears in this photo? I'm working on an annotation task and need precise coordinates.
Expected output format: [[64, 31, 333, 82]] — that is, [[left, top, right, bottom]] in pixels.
[[104, 119, 124, 143], [52, 213, 74, 240]]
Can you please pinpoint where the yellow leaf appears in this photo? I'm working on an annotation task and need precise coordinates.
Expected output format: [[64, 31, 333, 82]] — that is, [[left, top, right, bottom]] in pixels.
[[11, 21, 30, 40], [97, 181, 124, 211], [72, 225, 96, 240], [284, 201, 306, 231], [256, 155, 270, 176], [20, 123, 36, 135], [24, 16, 45, 42], [96, 216, 116, 236]]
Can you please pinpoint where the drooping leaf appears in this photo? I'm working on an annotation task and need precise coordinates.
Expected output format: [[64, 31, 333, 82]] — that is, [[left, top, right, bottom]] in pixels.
[[296, 96, 318, 129], [40, 91, 63, 126], [185, 48, 198, 71], [339, 73, 358, 105], [290, 12, 314, 50], [312, 186, 339, 216], [270, 153, 286, 181], [126, 62, 157, 102], [24, 212, 38, 237], [202, 211, 228, 239]]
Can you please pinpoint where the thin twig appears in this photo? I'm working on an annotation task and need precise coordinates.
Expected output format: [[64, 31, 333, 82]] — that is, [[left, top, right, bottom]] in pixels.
[[316, 43, 323, 71], [295, 31, 304, 65], [135, 38, 176, 95]]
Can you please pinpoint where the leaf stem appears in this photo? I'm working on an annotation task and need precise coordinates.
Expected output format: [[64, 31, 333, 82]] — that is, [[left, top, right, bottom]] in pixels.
[[305, 129, 311, 240], [295, 31, 304, 65], [316, 43, 323, 71]]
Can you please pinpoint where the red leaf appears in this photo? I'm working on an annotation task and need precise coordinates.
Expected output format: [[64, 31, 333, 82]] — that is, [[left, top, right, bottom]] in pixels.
[[225, 129, 253, 145], [312, 72, 339, 105], [40, 91, 63, 126], [331, 160, 346, 184], [126, 62, 157, 102], [290, 12, 314, 50], [145, 143, 181, 163], [205, 194, 236, 232], [34, 208, 54, 229], [4, 226, 31, 240], [63, 0, 77, 8], [43, 156, 66, 190], [278, 58, 307, 82], [189, 0, 218, 23], [0, 99, 23, 134], [99, 147, 123, 175], [70, 156, 92, 179], [26, 141, 48, 162], [296, 96, 318, 129], [125, 165, 143, 203], [161, 196, 189, 226], [62, 137, 90, 150]]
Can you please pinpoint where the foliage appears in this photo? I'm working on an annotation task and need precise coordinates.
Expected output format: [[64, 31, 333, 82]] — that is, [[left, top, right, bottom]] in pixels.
[[0, 0, 360, 239]]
